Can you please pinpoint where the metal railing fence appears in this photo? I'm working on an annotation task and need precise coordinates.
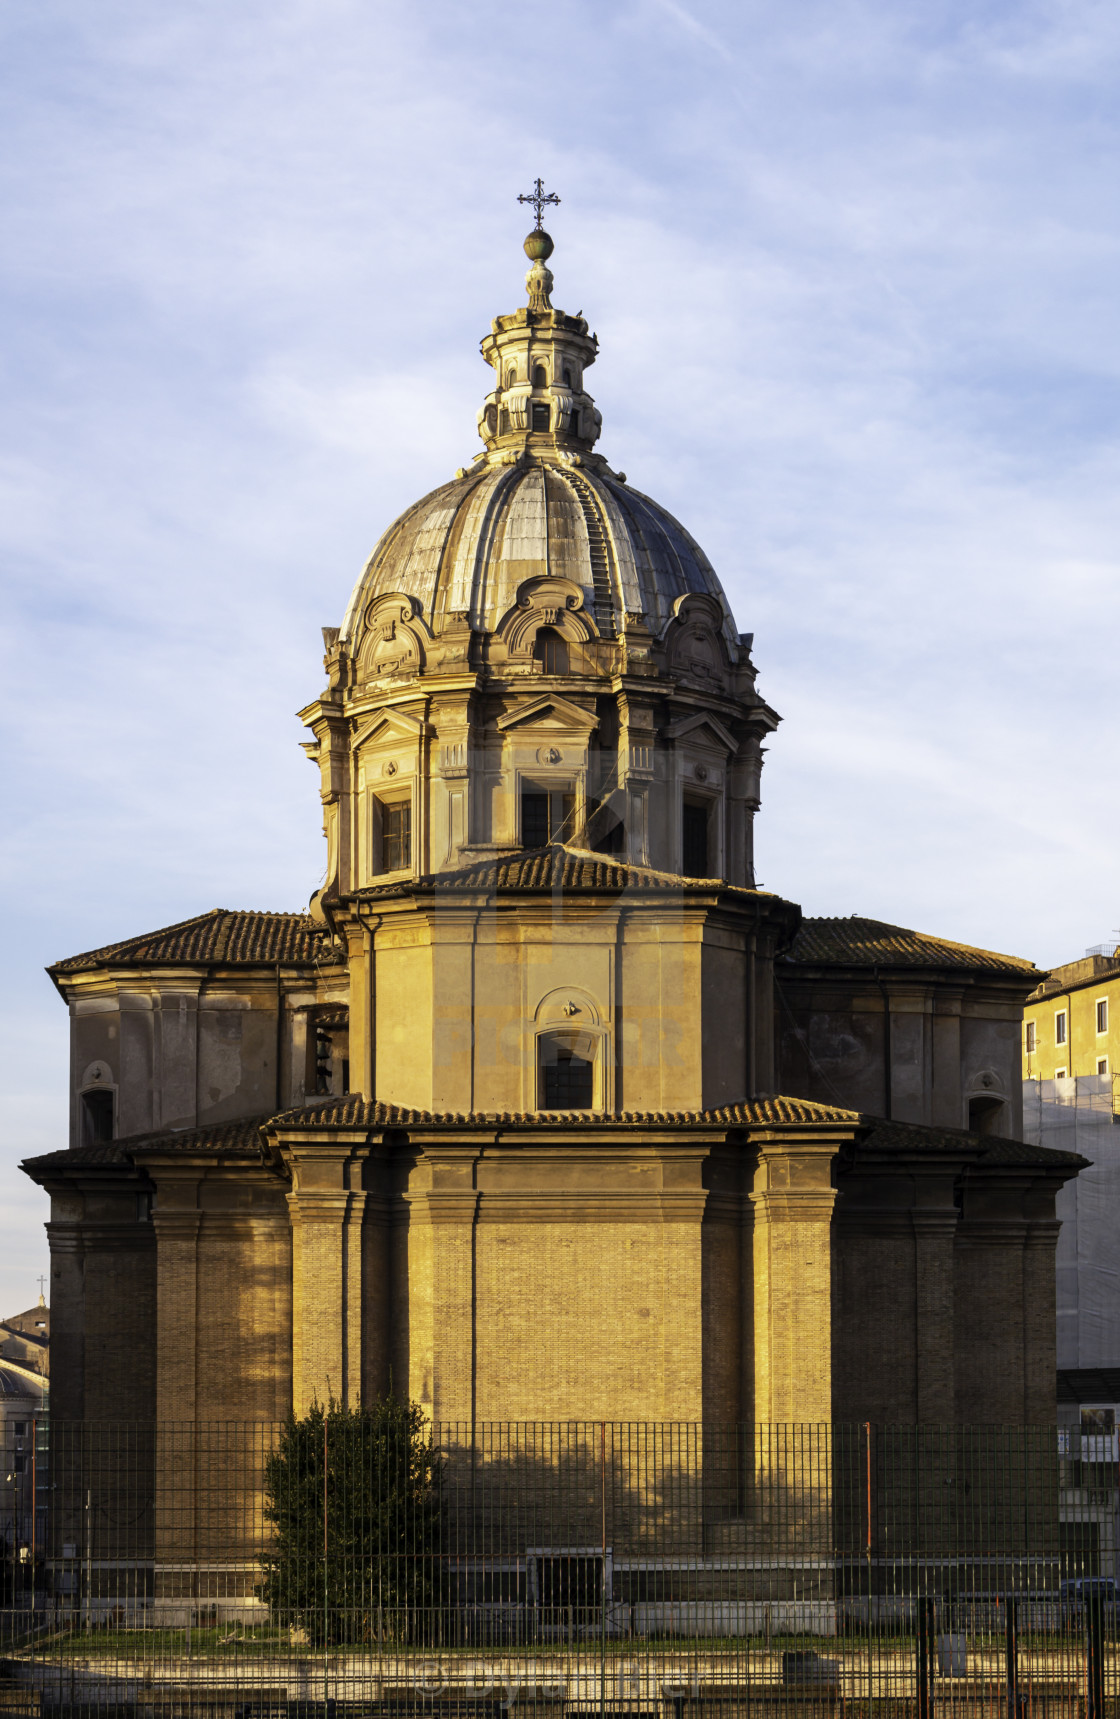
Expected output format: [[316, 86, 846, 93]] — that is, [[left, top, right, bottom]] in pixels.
[[0, 1420, 1113, 1719]]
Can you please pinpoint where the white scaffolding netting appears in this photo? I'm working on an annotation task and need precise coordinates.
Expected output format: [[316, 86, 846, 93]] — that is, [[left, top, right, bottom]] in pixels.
[[1024, 1074, 1120, 1368]]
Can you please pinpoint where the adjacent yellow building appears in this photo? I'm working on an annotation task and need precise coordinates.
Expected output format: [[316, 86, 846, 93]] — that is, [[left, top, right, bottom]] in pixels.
[[1024, 951, 1120, 1082]]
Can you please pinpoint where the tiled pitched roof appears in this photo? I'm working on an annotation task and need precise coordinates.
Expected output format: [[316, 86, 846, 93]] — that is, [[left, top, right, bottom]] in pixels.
[[22, 1142, 131, 1173], [859, 1117, 1086, 1170], [266, 1093, 860, 1130], [357, 844, 761, 901], [50, 910, 329, 976], [22, 1114, 271, 1177], [784, 915, 1039, 978]]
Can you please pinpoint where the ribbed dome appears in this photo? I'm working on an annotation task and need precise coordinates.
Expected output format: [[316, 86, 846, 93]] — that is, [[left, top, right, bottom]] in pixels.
[[341, 460, 741, 650]]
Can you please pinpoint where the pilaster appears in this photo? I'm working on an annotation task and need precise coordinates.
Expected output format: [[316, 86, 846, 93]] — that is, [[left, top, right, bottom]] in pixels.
[[750, 1135, 838, 1422], [402, 1146, 479, 1426], [912, 1211, 958, 1421], [287, 1148, 365, 1412], [45, 1220, 85, 1421], [153, 1204, 202, 1424]]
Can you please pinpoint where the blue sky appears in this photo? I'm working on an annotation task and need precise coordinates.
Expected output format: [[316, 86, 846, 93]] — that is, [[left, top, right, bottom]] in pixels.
[[2, 0, 1119, 1311]]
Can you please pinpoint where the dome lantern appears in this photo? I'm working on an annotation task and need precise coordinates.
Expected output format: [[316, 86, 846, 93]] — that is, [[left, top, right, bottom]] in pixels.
[[477, 230, 603, 457]]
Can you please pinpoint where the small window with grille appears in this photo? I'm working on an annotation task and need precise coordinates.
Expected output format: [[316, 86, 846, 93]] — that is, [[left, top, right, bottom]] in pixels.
[[531, 402, 550, 432]]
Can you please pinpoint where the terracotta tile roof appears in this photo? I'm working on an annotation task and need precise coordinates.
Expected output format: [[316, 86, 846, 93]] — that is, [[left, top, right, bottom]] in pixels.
[[784, 915, 1039, 979], [266, 1093, 860, 1130], [22, 1114, 271, 1178], [21, 1142, 131, 1173], [356, 844, 763, 901], [858, 1117, 1086, 1170], [50, 909, 329, 976]]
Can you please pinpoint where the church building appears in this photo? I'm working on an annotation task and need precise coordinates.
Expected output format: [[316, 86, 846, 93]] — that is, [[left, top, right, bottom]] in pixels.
[[24, 218, 1083, 1435]]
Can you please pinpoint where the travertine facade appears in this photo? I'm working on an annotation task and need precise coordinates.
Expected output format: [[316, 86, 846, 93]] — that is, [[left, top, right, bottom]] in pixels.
[[24, 228, 1084, 1437]]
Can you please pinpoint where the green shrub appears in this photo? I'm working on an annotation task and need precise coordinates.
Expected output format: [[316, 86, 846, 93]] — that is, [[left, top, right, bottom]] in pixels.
[[257, 1396, 441, 1646]]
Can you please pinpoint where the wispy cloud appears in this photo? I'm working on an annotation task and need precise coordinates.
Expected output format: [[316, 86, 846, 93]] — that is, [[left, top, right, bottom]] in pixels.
[[646, 0, 738, 62]]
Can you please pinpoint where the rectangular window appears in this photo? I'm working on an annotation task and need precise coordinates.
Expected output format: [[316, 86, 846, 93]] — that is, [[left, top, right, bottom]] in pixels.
[[1025, 1021, 1037, 1053], [538, 1032, 596, 1110], [1098, 999, 1109, 1035], [521, 786, 575, 848], [381, 800, 411, 872], [1055, 1010, 1068, 1046], [682, 798, 710, 877], [531, 402, 551, 432], [1098, 1058, 1109, 1077], [80, 1088, 114, 1148], [1055, 1068, 1068, 1081], [569, 410, 579, 437]]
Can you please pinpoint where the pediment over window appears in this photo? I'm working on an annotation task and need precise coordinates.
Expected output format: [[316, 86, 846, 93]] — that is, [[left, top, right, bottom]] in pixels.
[[664, 711, 738, 754], [353, 708, 435, 751], [495, 694, 600, 735]]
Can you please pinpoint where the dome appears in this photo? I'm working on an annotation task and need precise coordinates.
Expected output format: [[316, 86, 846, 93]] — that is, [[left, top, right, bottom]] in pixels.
[[341, 461, 741, 650]]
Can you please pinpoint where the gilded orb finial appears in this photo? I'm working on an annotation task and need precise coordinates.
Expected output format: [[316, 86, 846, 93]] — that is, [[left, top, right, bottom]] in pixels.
[[524, 228, 554, 264]]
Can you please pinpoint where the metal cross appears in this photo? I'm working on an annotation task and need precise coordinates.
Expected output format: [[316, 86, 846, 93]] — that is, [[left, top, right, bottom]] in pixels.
[[518, 177, 560, 230], [36, 1276, 46, 1298]]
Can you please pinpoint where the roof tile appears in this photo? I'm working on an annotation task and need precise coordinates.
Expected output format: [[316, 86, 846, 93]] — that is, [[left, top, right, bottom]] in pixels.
[[356, 844, 755, 901], [267, 1093, 860, 1130], [784, 915, 1039, 978], [51, 910, 329, 975], [22, 1114, 271, 1176], [859, 1117, 1086, 1169]]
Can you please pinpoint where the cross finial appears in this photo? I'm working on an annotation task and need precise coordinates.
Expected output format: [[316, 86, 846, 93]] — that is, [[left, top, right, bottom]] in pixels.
[[518, 177, 560, 231]]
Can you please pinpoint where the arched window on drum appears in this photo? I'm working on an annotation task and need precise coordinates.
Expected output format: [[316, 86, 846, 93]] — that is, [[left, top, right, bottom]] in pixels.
[[533, 627, 569, 675]]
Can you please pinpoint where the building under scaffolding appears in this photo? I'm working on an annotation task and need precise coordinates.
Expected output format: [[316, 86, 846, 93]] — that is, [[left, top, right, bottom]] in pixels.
[[1024, 1074, 1120, 1581], [1023, 1074, 1120, 1372]]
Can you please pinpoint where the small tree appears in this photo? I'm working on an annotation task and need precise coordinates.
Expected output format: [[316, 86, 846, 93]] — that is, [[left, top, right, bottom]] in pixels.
[[258, 1395, 441, 1646]]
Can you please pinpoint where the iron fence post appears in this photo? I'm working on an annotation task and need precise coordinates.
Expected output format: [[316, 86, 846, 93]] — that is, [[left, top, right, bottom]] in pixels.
[[1087, 1592, 1105, 1719], [917, 1593, 934, 1719], [1005, 1594, 1018, 1719]]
